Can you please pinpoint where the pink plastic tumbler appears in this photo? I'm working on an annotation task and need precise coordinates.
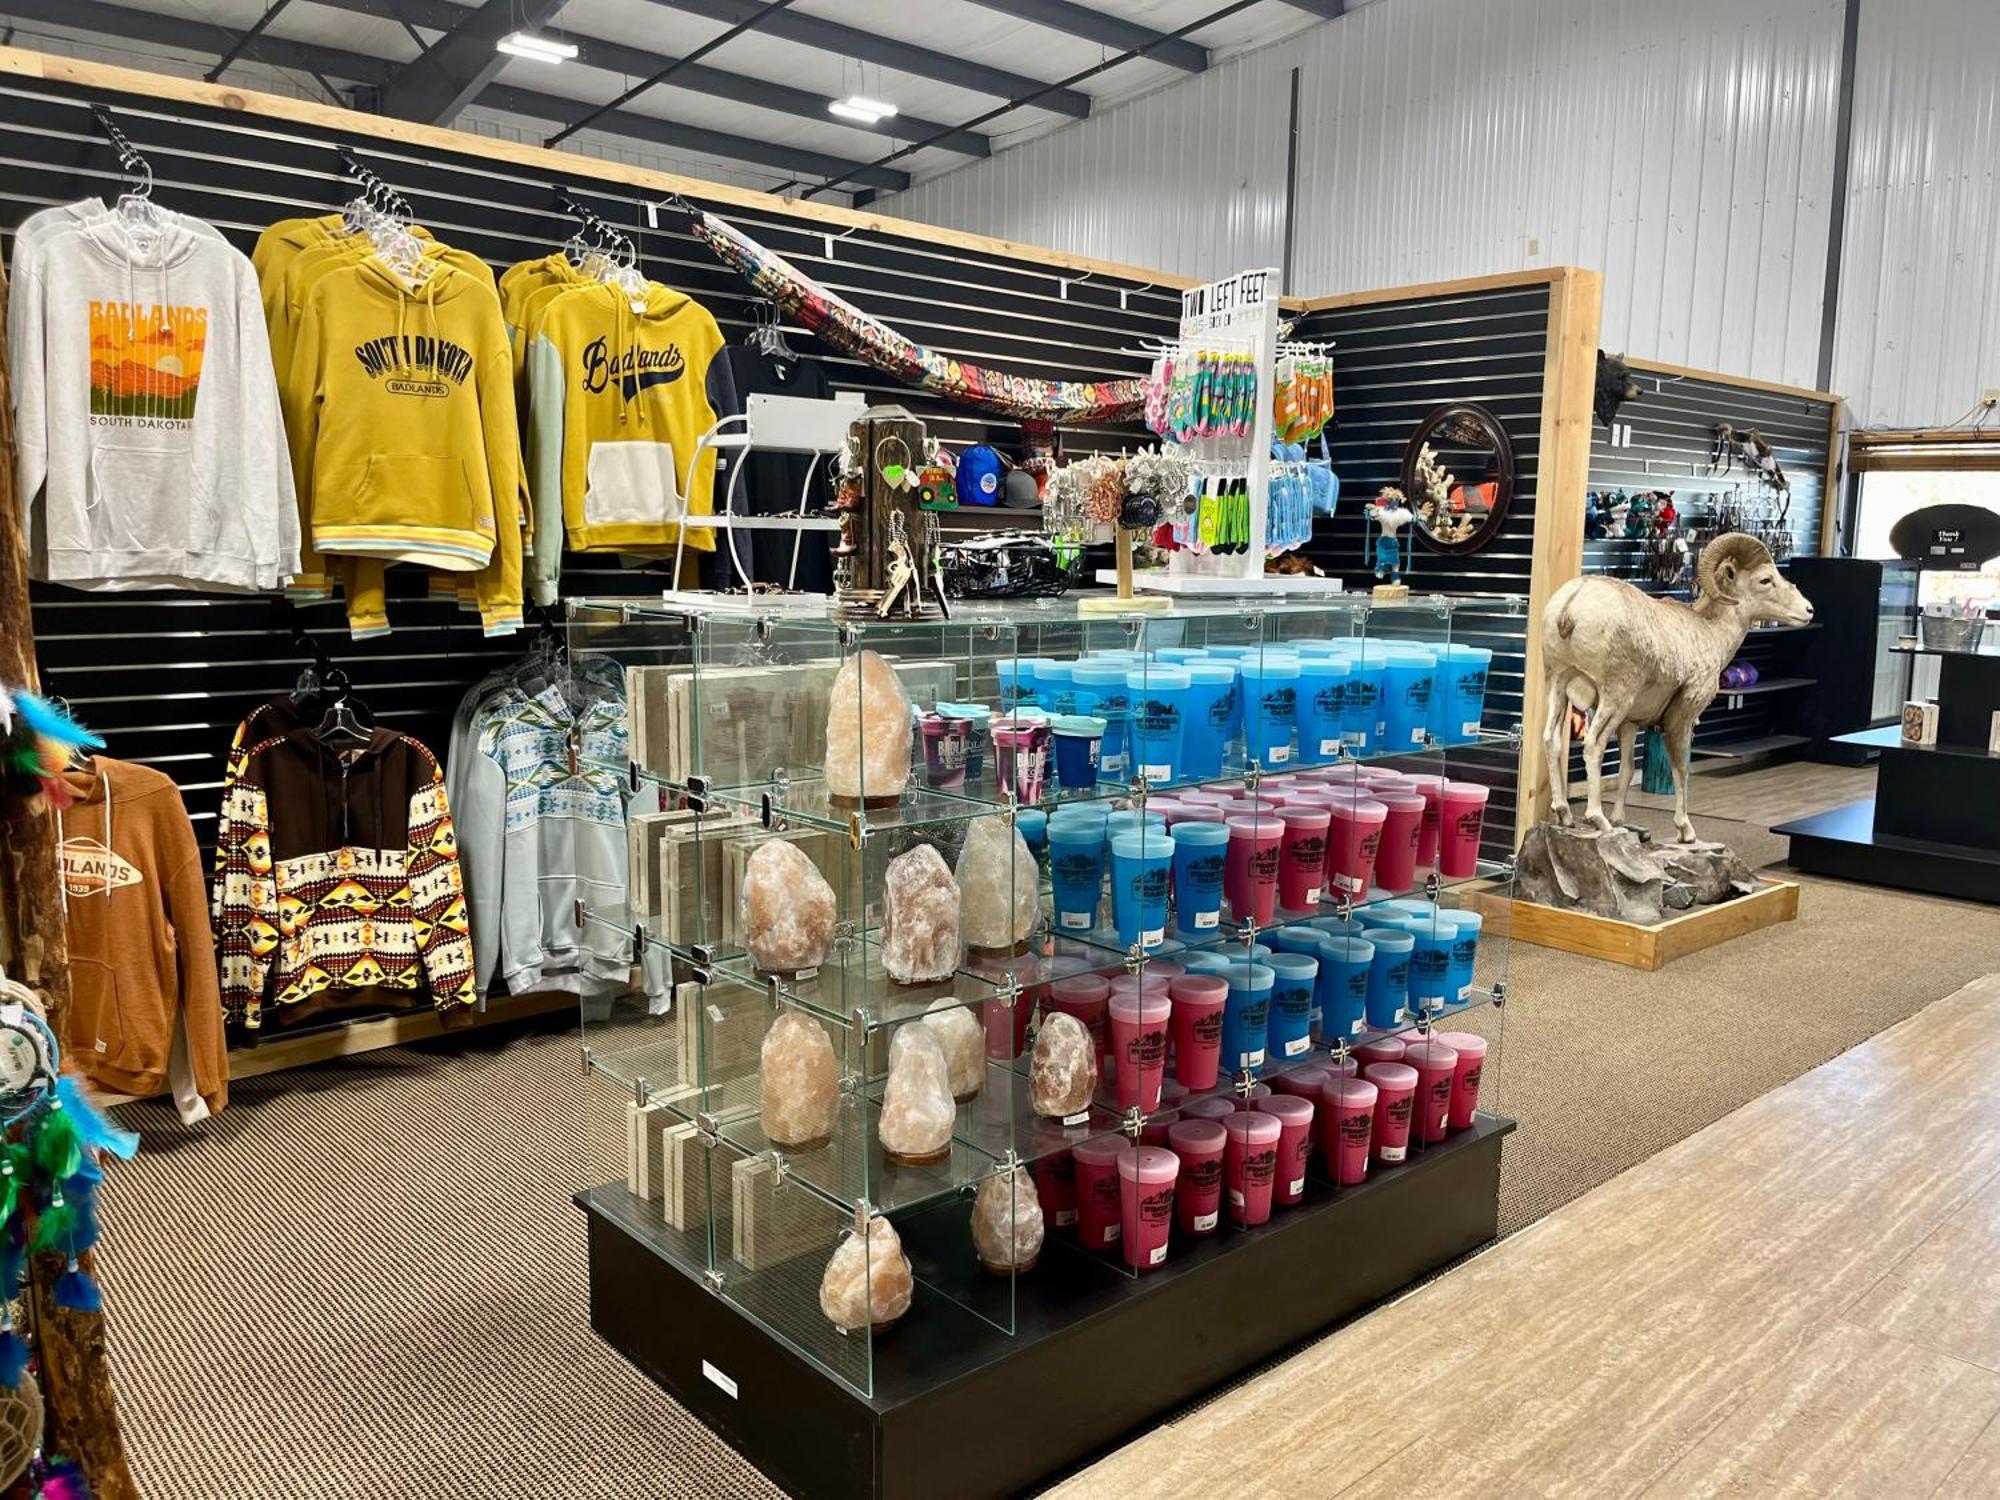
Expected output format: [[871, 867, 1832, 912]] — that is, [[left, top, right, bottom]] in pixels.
[[1181, 1094, 1238, 1123], [1269, 1064, 1329, 1102], [1363, 1061, 1419, 1165], [1117, 1145, 1180, 1270], [1403, 774, 1446, 868], [1168, 1118, 1227, 1235], [1277, 805, 1332, 911], [1221, 1110, 1282, 1226], [1326, 798, 1388, 898], [1046, 973, 1112, 1073], [1401, 1037, 1460, 1144], [1435, 1030, 1488, 1129], [1168, 975, 1228, 1091], [1370, 791, 1427, 895], [1072, 1135, 1126, 1251], [1254, 1094, 1315, 1206], [1321, 1077, 1379, 1184], [1439, 781, 1490, 879], [1354, 1035, 1407, 1071], [1225, 816, 1284, 926], [1109, 991, 1172, 1112], [1034, 1149, 1077, 1229]]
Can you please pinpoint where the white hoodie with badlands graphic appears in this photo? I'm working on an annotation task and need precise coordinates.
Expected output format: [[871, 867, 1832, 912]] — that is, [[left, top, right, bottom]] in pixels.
[[9, 212, 299, 592]]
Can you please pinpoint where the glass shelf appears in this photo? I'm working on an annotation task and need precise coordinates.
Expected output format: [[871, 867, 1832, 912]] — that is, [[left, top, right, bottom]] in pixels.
[[602, 724, 1525, 835]]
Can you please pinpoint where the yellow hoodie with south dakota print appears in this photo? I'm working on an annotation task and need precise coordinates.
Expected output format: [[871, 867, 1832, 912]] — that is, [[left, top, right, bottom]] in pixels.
[[282, 258, 521, 633]]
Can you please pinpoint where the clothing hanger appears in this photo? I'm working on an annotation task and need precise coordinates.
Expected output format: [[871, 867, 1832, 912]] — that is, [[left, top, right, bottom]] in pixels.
[[93, 107, 165, 239]]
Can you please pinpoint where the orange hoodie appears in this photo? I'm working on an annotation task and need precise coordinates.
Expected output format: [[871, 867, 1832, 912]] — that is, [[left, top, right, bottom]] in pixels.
[[58, 757, 229, 1119]]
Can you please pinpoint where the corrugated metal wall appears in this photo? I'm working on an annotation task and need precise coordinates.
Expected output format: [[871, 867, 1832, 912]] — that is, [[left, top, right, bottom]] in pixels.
[[880, 0, 2000, 430], [878, 41, 1292, 284], [1832, 0, 2000, 428]]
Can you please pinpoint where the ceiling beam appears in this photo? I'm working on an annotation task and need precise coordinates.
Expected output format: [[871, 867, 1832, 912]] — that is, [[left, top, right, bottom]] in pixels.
[[0, 0, 393, 86], [374, 0, 570, 123], [302, 0, 990, 155], [656, 0, 1094, 118], [958, 0, 1206, 72], [0, 0, 909, 188], [1279, 0, 1347, 18], [488, 85, 912, 189]]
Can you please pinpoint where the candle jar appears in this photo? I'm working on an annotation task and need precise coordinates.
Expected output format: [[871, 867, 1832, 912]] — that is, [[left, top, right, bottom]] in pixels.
[[920, 711, 971, 790]]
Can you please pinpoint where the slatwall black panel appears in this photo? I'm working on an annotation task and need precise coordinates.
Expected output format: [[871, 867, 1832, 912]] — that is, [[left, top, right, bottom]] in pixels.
[[2, 72, 1176, 842], [1294, 284, 1554, 838], [1583, 369, 1834, 765]]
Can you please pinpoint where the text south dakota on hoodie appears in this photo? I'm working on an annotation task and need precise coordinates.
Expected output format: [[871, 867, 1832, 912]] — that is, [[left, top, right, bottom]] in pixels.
[[8, 213, 300, 593], [281, 257, 520, 574]]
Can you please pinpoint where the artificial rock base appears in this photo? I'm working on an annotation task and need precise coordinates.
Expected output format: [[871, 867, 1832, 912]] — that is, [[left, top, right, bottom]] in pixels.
[[1517, 823, 1755, 924]]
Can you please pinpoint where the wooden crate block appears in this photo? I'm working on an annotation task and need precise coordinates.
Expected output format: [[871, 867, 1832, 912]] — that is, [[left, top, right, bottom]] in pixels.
[[731, 1155, 832, 1272]]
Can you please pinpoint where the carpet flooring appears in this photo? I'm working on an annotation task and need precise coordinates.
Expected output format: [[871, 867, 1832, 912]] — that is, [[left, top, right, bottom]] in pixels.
[[91, 768, 2000, 1498]]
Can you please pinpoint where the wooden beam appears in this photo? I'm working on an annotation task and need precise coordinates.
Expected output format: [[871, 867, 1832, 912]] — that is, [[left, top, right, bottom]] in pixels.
[[1821, 398, 1845, 555], [1623, 355, 1841, 407], [0, 269, 141, 1500], [0, 45, 1196, 291], [1293, 266, 1570, 313], [1518, 266, 1603, 842], [227, 993, 572, 1081]]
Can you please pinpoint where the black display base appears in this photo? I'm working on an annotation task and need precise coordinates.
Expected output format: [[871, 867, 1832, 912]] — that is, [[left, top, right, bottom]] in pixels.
[[582, 1116, 1512, 1500], [1778, 798, 2000, 904]]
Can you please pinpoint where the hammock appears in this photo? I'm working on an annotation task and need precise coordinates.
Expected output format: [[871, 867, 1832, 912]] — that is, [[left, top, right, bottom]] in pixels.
[[692, 211, 1146, 425]]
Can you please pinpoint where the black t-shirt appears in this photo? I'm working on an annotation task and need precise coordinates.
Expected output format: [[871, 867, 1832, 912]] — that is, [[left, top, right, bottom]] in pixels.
[[701, 346, 836, 593]]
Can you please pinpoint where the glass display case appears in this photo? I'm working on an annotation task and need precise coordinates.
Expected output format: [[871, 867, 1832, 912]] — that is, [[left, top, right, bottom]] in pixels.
[[565, 592, 1522, 1424]]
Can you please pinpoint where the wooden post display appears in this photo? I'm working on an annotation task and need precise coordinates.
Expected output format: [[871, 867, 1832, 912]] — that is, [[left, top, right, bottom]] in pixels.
[[0, 271, 144, 1498], [836, 414, 943, 621]]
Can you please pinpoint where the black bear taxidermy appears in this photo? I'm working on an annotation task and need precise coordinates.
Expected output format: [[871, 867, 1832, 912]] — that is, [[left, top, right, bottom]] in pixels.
[[1595, 351, 1639, 429]]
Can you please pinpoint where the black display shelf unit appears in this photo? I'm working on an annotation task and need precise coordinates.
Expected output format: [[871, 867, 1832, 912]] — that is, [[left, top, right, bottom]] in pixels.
[[580, 1114, 1512, 1500], [1779, 722, 2000, 903]]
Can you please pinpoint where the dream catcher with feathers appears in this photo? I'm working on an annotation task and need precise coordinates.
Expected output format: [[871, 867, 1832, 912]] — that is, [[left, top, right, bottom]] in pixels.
[[0, 689, 101, 814]]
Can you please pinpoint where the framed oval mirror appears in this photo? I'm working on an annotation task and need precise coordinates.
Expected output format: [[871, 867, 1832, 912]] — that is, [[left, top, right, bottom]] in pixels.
[[1400, 402, 1516, 555]]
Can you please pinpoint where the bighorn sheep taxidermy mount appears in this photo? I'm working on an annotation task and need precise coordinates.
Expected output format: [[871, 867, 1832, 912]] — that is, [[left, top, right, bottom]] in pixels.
[[1540, 533, 1813, 843]]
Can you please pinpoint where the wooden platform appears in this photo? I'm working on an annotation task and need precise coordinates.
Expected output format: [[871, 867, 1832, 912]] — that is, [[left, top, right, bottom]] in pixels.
[[1504, 877, 1801, 970]]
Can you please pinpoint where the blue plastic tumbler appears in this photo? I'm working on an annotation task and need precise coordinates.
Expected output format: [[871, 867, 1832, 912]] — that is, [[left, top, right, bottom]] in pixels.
[[1017, 807, 1048, 861], [1379, 649, 1437, 751], [1126, 665, 1192, 785], [1169, 820, 1229, 937], [1071, 661, 1133, 778], [1315, 933, 1375, 1042], [1179, 950, 1236, 978], [1361, 926, 1414, 1030], [1050, 714, 1106, 792], [1295, 657, 1352, 766], [1264, 951, 1319, 1063], [1238, 654, 1301, 768], [994, 660, 1031, 711], [1402, 913, 1455, 1012], [1048, 817, 1105, 934], [1221, 961, 1274, 1072], [1264, 924, 1325, 959], [1035, 659, 1078, 717], [1341, 655, 1387, 751], [1440, 909, 1483, 1003], [1180, 663, 1238, 781], [1109, 830, 1173, 951], [1429, 644, 1494, 747]]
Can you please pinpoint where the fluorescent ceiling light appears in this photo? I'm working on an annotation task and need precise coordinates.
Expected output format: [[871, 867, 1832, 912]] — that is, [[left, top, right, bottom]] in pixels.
[[828, 94, 898, 123], [498, 32, 577, 61]]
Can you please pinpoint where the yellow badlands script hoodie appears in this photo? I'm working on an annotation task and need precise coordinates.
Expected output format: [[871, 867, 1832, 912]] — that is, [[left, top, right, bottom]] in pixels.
[[283, 258, 521, 610], [525, 281, 724, 606]]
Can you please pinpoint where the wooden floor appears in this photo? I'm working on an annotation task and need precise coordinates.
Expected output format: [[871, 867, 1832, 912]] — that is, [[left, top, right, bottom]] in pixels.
[[1053, 971, 2000, 1500]]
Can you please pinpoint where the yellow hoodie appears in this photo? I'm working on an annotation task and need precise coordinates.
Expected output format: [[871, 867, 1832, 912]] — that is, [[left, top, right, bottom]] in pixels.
[[282, 258, 521, 633], [525, 280, 724, 605]]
